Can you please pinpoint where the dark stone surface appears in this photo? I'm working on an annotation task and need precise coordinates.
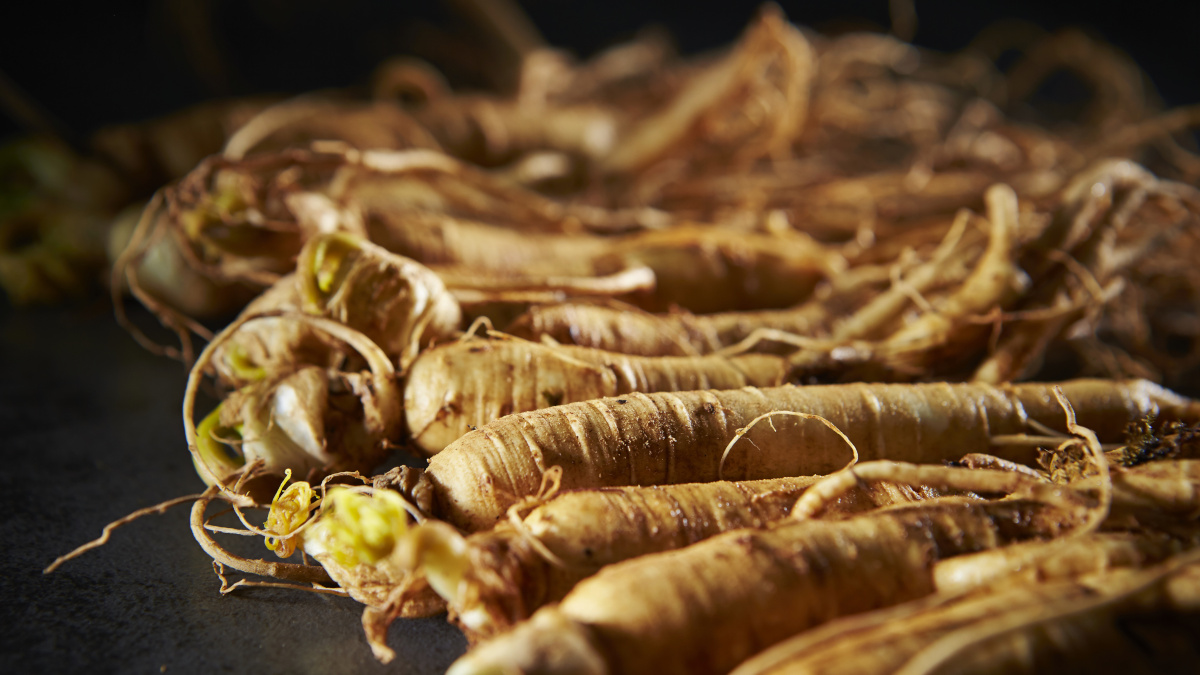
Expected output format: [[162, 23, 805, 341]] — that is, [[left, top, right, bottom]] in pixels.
[[0, 301, 467, 673]]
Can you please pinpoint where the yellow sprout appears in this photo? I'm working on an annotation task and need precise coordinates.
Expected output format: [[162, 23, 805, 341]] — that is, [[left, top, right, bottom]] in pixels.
[[226, 345, 267, 382], [264, 470, 316, 558], [181, 179, 248, 239], [310, 487, 411, 568], [313, 239, 341, 294], [307, 233, 359, 299], [193, 404, 245, 485]]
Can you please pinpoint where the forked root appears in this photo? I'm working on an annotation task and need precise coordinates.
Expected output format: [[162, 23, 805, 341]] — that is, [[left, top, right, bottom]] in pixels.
[[362, 605, 398, 663], [212, 561, 347, 597]]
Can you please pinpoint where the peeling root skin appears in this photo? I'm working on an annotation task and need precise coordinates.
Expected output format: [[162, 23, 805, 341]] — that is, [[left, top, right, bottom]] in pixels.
[[362, 606, 398, 664]]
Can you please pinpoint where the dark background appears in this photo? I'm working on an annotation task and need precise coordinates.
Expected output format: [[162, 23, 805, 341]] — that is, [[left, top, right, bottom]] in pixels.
[[1, 0, 1198, 144], [2, 2, 1198, 673]]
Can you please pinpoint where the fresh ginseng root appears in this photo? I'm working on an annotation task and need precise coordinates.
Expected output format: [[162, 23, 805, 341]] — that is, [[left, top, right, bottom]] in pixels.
[[421, 379, 1198, 531], [403, 334, 789, 455], [446, 493, 1085, 675], [408, 473, 946, 641]]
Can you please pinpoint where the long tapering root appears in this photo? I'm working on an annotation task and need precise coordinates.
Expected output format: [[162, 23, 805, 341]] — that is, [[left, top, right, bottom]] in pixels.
[[791, 461, 1061, 520]]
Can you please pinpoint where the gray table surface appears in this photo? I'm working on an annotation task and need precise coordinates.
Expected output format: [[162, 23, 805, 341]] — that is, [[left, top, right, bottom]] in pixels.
[[1, 301, 467, 674]]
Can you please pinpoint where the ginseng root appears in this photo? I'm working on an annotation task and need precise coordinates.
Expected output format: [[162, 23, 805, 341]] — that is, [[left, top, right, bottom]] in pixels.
[[895, 553, 1200, 675], [402, 334, 790, 454], [446, 488, 1086, 675], [932, 530, 1190, 595], [406, 473, 946, 640], [368, 213, 844, 313], [730, 553, 1200, 675], [211, 231, 461, 384], [295, 231, 461, 370], [501, 227, 971, 357], [185, 314, 402, 489], [421, 379, 1198, 531]]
